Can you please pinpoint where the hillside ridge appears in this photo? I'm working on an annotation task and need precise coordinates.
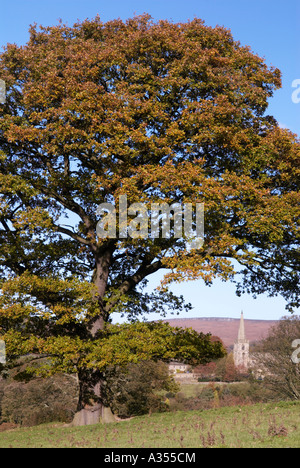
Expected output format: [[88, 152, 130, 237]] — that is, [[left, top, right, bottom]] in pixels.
[[163, 316, 277, 347]]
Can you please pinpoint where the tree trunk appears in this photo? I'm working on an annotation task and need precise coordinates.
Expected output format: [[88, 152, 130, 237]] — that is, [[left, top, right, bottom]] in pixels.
[[72, 249, 116, 426], [72, 405, 116, 426], [72, 368, 116, 426]]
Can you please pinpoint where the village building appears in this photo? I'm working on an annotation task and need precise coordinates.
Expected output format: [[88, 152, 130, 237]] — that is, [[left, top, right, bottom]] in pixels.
[[168, 361, 190, 374]]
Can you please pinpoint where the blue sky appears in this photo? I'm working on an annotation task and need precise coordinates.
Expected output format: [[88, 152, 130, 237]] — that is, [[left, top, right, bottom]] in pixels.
[[0, 0, 299, 320]]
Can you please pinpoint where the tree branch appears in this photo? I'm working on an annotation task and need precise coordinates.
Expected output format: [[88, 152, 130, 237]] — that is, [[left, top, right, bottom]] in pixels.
[[105, 259, 163, 313], [54, 224, 94, 248]]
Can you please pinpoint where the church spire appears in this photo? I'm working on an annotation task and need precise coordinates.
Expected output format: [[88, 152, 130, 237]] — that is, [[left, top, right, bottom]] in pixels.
[[233, 311, 250, 370], [238, 311, 246, 341]]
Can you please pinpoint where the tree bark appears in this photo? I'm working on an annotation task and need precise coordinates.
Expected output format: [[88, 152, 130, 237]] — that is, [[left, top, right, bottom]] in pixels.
[[72, 369, 116, 425], [72, 405, 115, 426]]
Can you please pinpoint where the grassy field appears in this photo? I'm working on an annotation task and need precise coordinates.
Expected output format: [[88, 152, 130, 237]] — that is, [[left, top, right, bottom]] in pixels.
[[0, 401, 299, 448]]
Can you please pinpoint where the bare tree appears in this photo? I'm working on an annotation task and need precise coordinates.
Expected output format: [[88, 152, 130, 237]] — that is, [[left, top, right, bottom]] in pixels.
[[252, 316, 300, 400]]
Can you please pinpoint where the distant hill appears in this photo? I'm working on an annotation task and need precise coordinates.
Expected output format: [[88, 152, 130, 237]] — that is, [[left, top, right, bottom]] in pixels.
[[163, 317, 277, 348]]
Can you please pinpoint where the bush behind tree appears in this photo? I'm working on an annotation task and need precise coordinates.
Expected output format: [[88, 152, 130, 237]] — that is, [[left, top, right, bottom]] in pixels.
[[102, 361, 179, 418]]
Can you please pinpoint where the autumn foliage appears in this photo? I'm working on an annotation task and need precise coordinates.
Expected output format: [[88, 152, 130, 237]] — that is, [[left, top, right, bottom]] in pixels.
[[0, 15, 298, 420]]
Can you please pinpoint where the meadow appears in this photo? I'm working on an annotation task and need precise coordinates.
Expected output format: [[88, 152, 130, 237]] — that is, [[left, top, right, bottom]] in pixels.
[[0, 401, 299, 448]]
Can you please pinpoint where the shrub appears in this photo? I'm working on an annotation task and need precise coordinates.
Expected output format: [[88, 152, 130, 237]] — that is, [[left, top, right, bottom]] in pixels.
[[0, 374, 78, 426], [167, 381, 279, 413], [102, 361, 179, 419]]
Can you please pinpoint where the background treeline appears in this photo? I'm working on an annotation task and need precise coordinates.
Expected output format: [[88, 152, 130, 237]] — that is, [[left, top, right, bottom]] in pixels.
[[0, 360, 289, 427]]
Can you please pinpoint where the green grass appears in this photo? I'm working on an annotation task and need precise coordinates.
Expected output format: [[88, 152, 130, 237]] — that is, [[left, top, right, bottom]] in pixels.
[[178, 382, 224, 398], [0, 401, 299, 448]]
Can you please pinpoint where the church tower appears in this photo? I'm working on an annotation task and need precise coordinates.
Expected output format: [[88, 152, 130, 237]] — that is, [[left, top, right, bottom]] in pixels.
[[233, 312, 250, 370]]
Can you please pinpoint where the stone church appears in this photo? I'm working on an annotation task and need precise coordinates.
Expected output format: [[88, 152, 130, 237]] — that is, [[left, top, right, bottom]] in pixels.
[[233, 312, 250, 370]]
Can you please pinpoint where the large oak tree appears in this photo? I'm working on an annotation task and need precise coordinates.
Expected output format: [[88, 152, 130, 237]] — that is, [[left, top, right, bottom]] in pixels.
[[0, 15, 298, 423]]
